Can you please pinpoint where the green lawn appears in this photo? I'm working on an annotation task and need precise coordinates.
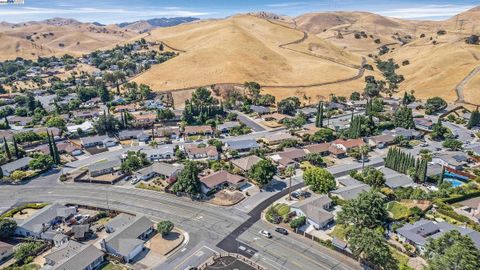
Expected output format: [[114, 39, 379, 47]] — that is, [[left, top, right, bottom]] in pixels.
[[390, 248, 414, 270], [387, 202, 411, 220], [99, 262, 129, 270], [4, 264, 41, 270], [273, 203, 290, 216], [329, 224, 348, 240]]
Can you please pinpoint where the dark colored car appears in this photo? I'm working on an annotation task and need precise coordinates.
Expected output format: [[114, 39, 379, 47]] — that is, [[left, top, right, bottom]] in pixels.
[[275, 227, 289, 235]]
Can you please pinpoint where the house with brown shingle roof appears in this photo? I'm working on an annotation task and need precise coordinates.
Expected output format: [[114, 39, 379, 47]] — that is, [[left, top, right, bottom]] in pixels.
[[183, 125, 213, 137], [199, 170, 246, 194], [269, 148, 307, 168], [231, 155, 263, 171], [304, 143, 331, 156], [185, 145, 218, 160], [331, 138, 365, 152]]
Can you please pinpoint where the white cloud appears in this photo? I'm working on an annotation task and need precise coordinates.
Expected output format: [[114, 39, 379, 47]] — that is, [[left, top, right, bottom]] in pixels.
[[378, 4, 475, 20]]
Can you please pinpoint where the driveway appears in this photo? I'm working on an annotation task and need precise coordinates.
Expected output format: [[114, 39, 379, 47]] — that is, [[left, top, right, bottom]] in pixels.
[[232, 110, 266, 132]]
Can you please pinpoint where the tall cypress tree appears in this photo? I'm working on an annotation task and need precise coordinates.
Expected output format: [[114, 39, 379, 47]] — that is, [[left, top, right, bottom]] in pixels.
[[51, 131, 60, 164], [3, 137, 11, 161], [47, 131, 54, 160], [13, 136, 20, 159], [4, 116, 9, 129]]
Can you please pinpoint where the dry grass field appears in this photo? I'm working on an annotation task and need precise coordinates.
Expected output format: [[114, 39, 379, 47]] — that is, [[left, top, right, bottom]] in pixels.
[[0, 18, 138, 60]]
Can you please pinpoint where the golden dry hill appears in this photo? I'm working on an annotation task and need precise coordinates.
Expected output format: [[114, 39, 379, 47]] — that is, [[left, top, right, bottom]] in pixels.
[[133, 14, 369, 104], [0, 17, 139, 60]]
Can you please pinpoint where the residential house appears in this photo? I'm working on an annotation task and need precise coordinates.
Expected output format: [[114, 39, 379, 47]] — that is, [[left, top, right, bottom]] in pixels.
[[154, 126, 181, 140], [291, 194, 334, 230], [143, 145, 175, 161], [7, 116, 33, 126], [231, 155, 263, 172], [262, 113, 292, 123], [224, 139, 259, 153], [114, 103, 137, 112], [261, 132, 297, 145], [296, 107, 317, 118], [432, 151, 470, 170], [250, 105, 271, 115], [88, 159, 122, 177], [132, 113, 157, 126], [72, 110, 100, 119], [326, 102, 347, 111], [367, 134, 395, 149], [183, 125, 213, 137], [133, 162, 183, 182], [0, 241, 13, 262], [70, 224, 92, 241], [414, 118, 434, 131], [456, 197, 480, 223], [80, 135, 118, 148], [185, 145, 218, 161], [269, 148, 307, 168], [118, 130, 150, 142], [15, 203, 76, 239], [199, 170, 247, 194], [304, 143, 331, 157], [101, 215, 154, 263], [331, 138, 365, 153], [105, 213, 135, 233], [330, 176, 371, 200], [44, 241, 104, 270], [382, 127, 422, 140], [217, 121, 241, 133], [1, 157, 33, 177], [67, 121, 94, 133], [379, 167, 414, 189], [34, 142, 82, 156], [396, 219, 480, 254]]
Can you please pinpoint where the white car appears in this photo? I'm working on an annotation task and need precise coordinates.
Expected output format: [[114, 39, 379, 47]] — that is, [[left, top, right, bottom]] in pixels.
[[130, 178, 141, 185], [259, 230, 272, 238]]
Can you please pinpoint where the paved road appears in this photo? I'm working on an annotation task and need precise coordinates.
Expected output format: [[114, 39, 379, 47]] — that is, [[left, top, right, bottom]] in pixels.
[[233, 110, 266, 132]]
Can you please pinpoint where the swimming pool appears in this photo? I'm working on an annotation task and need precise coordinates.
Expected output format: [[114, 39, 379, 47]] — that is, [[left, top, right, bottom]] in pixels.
[[443, 178, 465, 187]]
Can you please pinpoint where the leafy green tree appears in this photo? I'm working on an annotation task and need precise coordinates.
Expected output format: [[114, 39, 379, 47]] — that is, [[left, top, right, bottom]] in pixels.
[[28, 153, 54, 170], [315, 102, 324, 128], [290, 216, 306, 229], [467, 108, 480, 129], [46, 116, 66, 130], [3, 137, 11, 161], [172, 161, 201, 195], [208, 138, 223, 152], [0, 219, 16, 239], [425, 97, 447, 115], [309, 128, 335, 143], [425, 230, 479, 270], [248, 159, 276, 187], [350, 92, 361, 101], [157, 220, 174, 236], [93, 114, 120, 135], [347, 227, 398, 270], [303, 167, 335, 194], [283, 115, 307, 131], [442, 139, 463, 151], [394, 106, 415, 129], [14, 241, 43, 264], [337, 190, 388, 228], [157, 108, 175, 124], [139, 84, 151, 100], [304, 153, 325, 167], [277, 97, 301, 116], [97, 83, 111, 103], [121, 151, 149, 173], [244, 81, 261, 101], [359, 167, 385, 188], [430, 120, 450, 141]]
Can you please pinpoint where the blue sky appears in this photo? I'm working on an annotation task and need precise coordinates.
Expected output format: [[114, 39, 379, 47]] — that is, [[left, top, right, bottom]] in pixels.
[[0, 0, 478, 24]]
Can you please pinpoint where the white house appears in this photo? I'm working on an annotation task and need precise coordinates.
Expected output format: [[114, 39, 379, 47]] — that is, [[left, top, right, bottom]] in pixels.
[[291, 194, 334, 230]]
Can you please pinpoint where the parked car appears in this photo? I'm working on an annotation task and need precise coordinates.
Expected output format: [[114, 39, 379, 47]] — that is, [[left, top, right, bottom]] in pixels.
[[259, 230, 272, 238], [275, 227, 288, 235], [131, 178, 141, 185], [291, 190, 311, 199]]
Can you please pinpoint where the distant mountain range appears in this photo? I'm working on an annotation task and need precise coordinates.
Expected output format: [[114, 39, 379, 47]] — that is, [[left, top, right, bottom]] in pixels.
[[117, 17, 200, 33]]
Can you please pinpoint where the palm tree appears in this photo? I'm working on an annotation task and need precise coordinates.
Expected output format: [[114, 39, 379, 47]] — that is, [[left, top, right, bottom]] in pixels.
[[149, 140, 159, 149], [358, 144, 370, 171], [285, 166, 296, 201]]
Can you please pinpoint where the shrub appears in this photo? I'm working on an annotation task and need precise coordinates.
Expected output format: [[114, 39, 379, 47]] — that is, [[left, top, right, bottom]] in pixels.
[[289, 216, 306, 229], [157, 220, 174, 236]]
